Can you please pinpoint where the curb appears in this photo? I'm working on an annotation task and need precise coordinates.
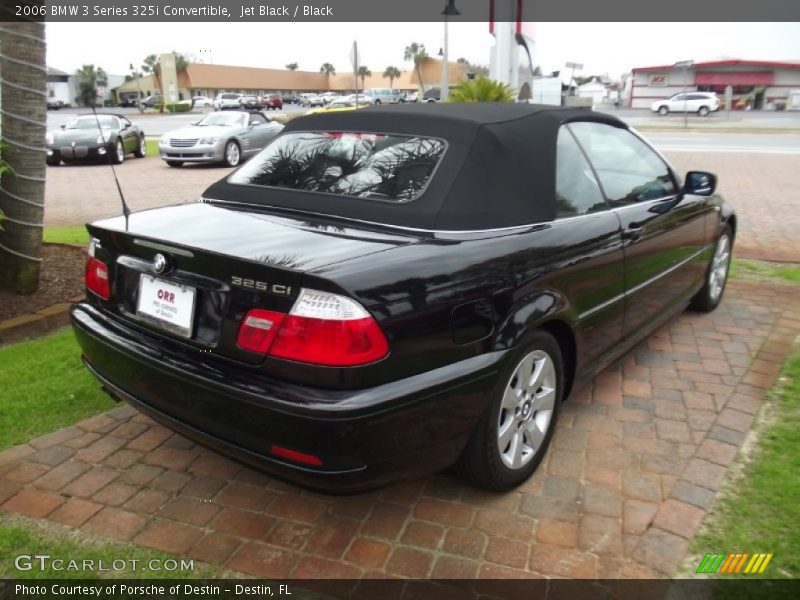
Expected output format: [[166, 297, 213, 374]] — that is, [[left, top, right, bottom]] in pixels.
[[0, 296, 83, 345]]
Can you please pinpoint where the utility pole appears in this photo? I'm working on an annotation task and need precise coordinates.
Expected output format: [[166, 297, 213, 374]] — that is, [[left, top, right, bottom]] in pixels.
[[440, 0, 460, 103], [673, 60, 694, 128]]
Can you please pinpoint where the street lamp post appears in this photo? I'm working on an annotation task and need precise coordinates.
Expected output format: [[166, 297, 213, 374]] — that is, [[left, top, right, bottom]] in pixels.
[[673, 60, 694, 128], [440, 0, 460, 103]]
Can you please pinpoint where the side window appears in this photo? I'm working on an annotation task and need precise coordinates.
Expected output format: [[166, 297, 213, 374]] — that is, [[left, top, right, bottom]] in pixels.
[[555, 127, 607, 218], [568, 122, 676, 207], [249, 113, 266, 126]]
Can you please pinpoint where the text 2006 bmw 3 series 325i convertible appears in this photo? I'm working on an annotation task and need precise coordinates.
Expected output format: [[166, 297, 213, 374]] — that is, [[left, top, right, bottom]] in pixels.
[[71, 104, 736, 493]]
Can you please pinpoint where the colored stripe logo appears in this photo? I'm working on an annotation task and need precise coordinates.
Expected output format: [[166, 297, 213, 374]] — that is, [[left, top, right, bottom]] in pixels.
[[697, 552, 773, 574]]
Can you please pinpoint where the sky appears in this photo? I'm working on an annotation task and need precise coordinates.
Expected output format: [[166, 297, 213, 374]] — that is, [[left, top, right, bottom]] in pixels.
[[46, 22, 800, 82]]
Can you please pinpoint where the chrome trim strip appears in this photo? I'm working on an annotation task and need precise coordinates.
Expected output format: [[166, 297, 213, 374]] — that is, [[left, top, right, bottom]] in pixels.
[[625, 244, 710, 298], [578, 243, 712, 322], [133, 239, 195, 257]]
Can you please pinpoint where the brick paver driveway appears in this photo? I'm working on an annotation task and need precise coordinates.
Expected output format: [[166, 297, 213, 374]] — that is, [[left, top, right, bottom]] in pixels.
[[2, 281, 798, 580], [44, 151, 800, 262]]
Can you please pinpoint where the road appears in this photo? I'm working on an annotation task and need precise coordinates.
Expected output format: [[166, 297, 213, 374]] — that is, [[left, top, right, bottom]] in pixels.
[[645, 131, 800, 154]]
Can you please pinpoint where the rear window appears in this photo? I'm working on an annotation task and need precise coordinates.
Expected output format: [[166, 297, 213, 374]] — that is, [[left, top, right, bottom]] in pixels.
[[229, 131, 446, 202]]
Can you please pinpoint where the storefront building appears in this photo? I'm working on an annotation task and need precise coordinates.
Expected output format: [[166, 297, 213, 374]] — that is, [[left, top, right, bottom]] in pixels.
[[629, 59, 800, 110]]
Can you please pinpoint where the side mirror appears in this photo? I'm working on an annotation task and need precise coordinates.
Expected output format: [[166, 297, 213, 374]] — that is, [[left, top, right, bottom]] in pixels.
[[684, 171, 716, 196]]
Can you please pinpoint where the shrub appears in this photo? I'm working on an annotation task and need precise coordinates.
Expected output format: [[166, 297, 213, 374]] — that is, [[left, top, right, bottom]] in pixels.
[[165, 102, 191, 113], [448, 77, 516, 103]]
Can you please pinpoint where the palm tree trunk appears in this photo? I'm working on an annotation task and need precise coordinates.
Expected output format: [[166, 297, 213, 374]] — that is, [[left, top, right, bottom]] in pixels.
[[0, 22, 46, 294]]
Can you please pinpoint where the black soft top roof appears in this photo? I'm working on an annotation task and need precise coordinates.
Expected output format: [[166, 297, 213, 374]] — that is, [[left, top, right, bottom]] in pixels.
[[204, 103, 627, 231]]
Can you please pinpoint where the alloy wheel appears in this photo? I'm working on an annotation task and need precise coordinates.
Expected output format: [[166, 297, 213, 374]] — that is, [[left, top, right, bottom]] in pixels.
[[497, 350, 557, 470], [225, 142, 240, 166], [708, 233, 731, 302], [116, 141, 124, 162]]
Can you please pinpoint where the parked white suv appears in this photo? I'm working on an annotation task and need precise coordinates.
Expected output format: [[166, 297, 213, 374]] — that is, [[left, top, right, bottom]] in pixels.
[[651, 92, 720, 116], [213, 93, 243, 111]]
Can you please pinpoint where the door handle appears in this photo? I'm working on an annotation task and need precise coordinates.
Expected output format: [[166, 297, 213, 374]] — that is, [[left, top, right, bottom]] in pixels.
[[622, 223, 643, 241]]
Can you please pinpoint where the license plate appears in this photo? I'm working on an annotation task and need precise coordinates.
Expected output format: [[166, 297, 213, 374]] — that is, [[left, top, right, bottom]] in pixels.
[[136, 274, 196, 338]]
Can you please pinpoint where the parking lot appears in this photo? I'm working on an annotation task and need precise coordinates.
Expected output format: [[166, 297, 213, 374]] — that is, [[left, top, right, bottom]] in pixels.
[[2, 123, 798, 583]]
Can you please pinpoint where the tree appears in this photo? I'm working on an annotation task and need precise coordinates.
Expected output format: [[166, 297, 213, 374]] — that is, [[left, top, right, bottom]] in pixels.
[[320, 62, 335, 75], [448, 77, 515, 103], [0, 22, 47, 294], [357, 66, 371, 90], [383, 66, 401, 89], [403, 43, 429, 97], [286, 62, 299, 71], [142, 53, 160, 87], [74, 64, 106, 106]]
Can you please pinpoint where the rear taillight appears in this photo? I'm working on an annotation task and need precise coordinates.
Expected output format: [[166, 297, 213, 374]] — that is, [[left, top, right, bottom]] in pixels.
[[236, 288, 389, 366], [85, 240, 110, 300], [85, 257, 110, 299], [236, 309, 285, 354]]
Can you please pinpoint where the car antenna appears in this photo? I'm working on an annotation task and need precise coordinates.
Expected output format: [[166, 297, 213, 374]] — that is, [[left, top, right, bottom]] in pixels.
[[90, 105, 131, 226]]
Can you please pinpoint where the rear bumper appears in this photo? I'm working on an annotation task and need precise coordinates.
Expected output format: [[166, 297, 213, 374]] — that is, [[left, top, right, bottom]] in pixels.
[[70, 302, 504, 493]]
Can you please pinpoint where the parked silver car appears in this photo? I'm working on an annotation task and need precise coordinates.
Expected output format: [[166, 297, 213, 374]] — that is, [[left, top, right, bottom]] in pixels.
[[158, 111, 283, 168]]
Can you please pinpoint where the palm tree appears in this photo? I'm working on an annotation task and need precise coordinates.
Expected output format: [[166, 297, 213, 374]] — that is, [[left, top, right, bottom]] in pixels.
[[403, 43, 429, 98], [0, 22, 46, 293], [286, 62, 299, 71], [74, 64, 106, 107], [383, 66, 401, 89], [142, 53, 160, 88], [320, 62, 335, 91], [357, 66, 371, 90], [448, 77, 516, 103]]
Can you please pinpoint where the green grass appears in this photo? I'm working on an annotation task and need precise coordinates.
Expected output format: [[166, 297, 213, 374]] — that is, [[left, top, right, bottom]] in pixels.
[[691, 351, 800, 586], [730, 258, 800, 285], [145, 139, 159, 156], [0, 516, 224, 579], [42, 226, 90, 246], [0, 328, 114, 451]]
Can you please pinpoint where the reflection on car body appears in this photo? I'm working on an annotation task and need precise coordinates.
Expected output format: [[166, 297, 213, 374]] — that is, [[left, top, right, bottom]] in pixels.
[[72, 104, 736, 493]]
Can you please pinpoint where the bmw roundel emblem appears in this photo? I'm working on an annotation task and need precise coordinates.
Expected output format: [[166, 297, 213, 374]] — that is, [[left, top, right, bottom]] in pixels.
[[153, 253, 168, 274]]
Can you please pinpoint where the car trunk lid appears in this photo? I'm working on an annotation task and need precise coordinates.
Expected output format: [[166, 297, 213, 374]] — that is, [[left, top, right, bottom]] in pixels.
[[86, 202, 418, 364]]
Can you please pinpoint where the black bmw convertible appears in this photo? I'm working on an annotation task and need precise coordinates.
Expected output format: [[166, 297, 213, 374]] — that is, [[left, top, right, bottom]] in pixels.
[[46, 114, 147, 166], [71, 103, 735, 492]]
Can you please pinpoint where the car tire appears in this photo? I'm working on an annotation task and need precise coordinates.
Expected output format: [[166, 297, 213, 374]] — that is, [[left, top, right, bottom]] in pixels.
[[166, 161, 183, 168], [427, 99, 436, 104], [46, 157, 60, 166], [223, 140, 241, 167], [698, 106, 710, 117], [689, 226, 732, 313], [111, 140, 125, 164], [133, 135, 147, 158], [456, 330, 563, 491], [374, 99, 382, 105], [658, 106, 669, 115]]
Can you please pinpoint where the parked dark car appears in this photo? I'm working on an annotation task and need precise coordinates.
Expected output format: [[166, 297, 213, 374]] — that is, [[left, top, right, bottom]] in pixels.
[[71, 104, 735, 493], [260, 95, 284, 110], [239, 95, 260, 111], [423, 88, 441, 103], [283, 94, 301, 104], [46, 114, 146, 166]]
